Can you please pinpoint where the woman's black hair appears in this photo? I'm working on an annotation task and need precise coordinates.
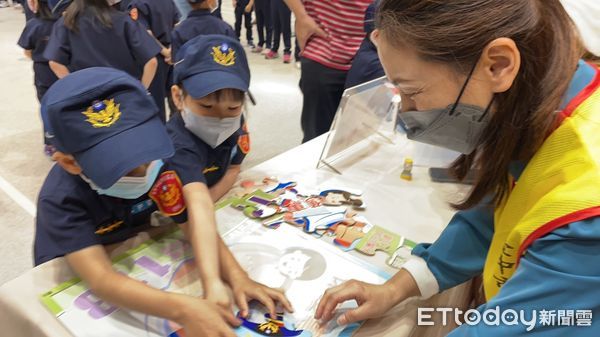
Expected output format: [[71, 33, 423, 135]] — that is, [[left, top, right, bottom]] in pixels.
[[64, 0, 113, 33]]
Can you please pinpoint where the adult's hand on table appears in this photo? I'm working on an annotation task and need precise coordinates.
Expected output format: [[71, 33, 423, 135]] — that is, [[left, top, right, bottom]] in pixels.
[[315, 279, 406, 325]]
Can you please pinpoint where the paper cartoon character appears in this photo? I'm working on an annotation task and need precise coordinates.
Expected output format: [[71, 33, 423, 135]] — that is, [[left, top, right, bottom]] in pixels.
[[319, 190, 364, 209], [278, 250, 311, 280]]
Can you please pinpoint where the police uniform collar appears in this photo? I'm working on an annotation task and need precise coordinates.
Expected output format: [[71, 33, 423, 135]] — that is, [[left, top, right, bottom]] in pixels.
[[188, 9, 212, 17]]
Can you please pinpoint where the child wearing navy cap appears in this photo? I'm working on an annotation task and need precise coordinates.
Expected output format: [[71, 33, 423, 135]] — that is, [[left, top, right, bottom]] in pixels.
[[170, 0, 235, 61], [167, 35, 292, 318], [37, 67, 282, 336], [44, 0, 160, 90]]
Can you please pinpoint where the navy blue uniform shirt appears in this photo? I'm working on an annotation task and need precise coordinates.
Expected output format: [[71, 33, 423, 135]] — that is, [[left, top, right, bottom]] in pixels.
[[44, 9, 161, 79], [17, 17, 59, 101], [35, 165, 157, 266], [128, 0, 180, 47], [35, 163, 189, 266], [165, 112, 249, 220], [344, 38, 385, 89], [170, 9, 236, 60]]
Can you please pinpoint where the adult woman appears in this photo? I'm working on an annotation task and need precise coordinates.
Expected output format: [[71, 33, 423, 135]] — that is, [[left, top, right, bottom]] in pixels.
[[316, 0, 600, 335]]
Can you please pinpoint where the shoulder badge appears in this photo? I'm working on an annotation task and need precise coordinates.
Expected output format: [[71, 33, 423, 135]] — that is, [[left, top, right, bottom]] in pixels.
[[149, 171, 186, 216], [238, 134, 250, 154], [238, 123, 250, 154]]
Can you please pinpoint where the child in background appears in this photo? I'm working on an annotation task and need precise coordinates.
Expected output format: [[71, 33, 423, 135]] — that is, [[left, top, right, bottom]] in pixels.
[[266, 0, 291, 63], [171, 0, 235, 60], [128, 0, 179, 122], [17, 0, 58, 102], [44, 0, 160, 90], [18, 0, 59, 157], [233, 0, 254, 48], [344, 0, 384, 88], [252, 0, 272, 54]]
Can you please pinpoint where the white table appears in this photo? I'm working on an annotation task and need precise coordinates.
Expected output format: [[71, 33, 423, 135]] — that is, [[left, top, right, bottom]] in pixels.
[[0, 133, 474, 337]]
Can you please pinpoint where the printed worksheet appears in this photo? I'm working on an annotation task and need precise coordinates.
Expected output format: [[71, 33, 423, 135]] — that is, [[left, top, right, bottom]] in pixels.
[[41, 217, 390, 337]]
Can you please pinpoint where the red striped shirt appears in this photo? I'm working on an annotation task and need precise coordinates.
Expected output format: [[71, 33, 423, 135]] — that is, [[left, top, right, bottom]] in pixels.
[[302, 0, 372, 71]]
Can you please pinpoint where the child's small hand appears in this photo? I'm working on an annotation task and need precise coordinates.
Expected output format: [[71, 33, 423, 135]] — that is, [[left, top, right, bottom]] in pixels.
[[161, 47, 172, 64], [206, 281, 232, 309], [178, 296, 241, 337], [230, 275, 294, 319]]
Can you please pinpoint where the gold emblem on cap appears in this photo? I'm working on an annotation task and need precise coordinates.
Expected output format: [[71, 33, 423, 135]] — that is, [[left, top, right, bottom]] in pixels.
[[82, 99, 121, 128], [211, 44, 236, 67]]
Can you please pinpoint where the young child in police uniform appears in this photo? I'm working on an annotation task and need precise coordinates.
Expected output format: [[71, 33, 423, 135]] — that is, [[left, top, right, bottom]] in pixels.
[[128, 0, 179, 122], [18, 0, 60, 156], [166, 34, 258, 310], [36, 67, 290, 336], [17, 0, 58, 103], [44, 0, 160, 90], [170, 0, 235, 60]]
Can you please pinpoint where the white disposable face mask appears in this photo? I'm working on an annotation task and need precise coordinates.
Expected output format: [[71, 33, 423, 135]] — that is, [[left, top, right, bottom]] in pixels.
[[81, 160, 163, 199], [181, 106, 241, 148]]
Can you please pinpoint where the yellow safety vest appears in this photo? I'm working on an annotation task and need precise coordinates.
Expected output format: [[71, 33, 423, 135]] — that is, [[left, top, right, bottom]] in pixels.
[[483, 65, 600, 300]]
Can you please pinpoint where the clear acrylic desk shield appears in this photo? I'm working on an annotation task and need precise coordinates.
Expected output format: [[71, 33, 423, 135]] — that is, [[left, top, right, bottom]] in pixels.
[[317, 76, 399, 174]]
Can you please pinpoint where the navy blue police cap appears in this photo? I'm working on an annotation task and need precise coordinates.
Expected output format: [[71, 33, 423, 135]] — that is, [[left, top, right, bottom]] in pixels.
[[173, 35, 250, 99], [41, 67, 174, 189], [48, 0, 71, 14]]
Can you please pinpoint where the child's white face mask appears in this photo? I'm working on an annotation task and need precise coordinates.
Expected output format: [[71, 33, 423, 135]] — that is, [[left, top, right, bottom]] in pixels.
[[182, 106, 241, 148], [80, 160, 163, 199]]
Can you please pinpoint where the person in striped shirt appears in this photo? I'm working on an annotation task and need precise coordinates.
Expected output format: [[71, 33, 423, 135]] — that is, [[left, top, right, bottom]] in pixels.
[[284, 0, 373, 143]]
